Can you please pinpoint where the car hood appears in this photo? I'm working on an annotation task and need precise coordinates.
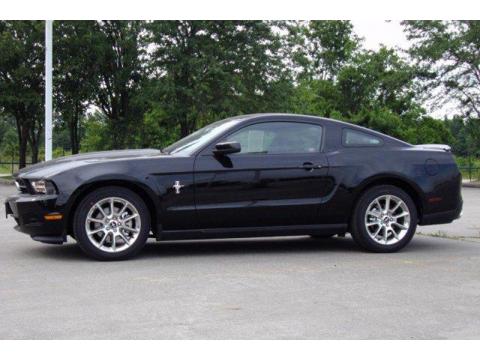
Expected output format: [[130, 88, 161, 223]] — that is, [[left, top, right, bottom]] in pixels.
[[15, 149, 163, 179]]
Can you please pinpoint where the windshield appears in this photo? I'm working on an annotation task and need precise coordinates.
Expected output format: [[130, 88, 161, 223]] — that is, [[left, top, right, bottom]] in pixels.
[[164, 117, 244, 155]]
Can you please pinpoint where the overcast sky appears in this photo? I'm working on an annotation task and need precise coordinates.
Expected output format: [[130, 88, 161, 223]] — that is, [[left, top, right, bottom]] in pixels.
[[352, 20, 409, 51], [352, 20, 454, 118]]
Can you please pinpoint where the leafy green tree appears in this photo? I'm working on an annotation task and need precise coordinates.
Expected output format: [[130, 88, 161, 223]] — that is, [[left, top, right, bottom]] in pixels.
[[80, 111, 109, 152], [54, 21, 97, 154], [448, 117, 480, 158], [290, 79, 342, 117], [336, 47, 418, 116], [288, 43, 450, 145], [0, 21, 44, 167], [403, 21, 480, 119], [0, 20, 466, 160], [0, 115, 18, 160], [403, 116, 454, 145], [291, 21, 359, 81], [139, 105, 178, 149], [148, 20, 286, 137], [446, 117, 469, 156], [89, 20, 147, 149]]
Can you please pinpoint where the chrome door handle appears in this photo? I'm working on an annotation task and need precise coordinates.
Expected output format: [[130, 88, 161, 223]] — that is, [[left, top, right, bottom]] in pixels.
[[301, 162, 322, 171]]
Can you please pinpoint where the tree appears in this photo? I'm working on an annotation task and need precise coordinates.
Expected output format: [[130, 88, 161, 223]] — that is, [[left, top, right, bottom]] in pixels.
[[148, 21, 287, 137], [0, 21, 44, 167], [54, 21, 97, 154], [403, 21, 480, 119], [290, 21, 359, 81], [336, 47, 418, 117], [89, 20, 147, 149], [446, 116, 480, 158], [80, 111, 109, 152], [290, 79, 342, 117]]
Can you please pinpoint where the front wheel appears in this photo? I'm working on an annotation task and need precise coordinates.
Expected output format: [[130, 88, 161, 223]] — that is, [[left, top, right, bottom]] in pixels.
[[351, 185, 417, 253], [73, 186, 151, 260]]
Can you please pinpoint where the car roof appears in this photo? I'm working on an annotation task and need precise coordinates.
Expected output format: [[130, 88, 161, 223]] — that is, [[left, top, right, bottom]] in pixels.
[[232, 113, 411, 146]]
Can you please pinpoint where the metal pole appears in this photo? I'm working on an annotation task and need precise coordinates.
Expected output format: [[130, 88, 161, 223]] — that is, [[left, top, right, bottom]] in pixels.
[[45, 20, 53, 161]]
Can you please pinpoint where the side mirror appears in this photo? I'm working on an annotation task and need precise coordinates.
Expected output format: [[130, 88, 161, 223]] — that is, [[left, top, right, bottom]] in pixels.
[[213, 141, 241, 156]]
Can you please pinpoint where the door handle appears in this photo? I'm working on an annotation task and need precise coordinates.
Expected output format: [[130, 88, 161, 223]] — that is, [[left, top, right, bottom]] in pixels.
[[301, 162, 322, 171]]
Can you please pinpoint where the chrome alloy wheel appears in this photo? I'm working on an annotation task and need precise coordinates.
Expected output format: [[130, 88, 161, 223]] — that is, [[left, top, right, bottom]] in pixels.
[[85, 197, 141, 253], [364, 194, 411, 245]]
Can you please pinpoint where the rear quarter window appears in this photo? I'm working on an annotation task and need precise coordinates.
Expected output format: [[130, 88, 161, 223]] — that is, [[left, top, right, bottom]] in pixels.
[[342, 129, 383, 147]]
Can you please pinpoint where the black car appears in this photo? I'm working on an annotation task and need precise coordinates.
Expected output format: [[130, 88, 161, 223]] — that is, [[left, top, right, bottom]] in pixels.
[[5, 114, 462, 260]]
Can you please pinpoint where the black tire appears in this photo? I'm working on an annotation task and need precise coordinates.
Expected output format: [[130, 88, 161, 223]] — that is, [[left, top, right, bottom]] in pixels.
[[350, 185, 417, 253], [73, 186, 151, 260]]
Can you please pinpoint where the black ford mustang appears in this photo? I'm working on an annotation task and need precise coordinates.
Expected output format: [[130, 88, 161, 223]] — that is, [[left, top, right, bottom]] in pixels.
[[5, 114, 462, 260]]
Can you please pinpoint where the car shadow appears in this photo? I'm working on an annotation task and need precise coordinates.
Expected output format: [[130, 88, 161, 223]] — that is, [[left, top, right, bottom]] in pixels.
[[24, 235, 452, 262], [140, 236, 360, 259]]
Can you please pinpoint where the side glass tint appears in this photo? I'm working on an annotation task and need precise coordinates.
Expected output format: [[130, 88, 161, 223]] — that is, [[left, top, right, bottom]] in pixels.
[[226, 122, 323, 154], [343, 129, 382, 146]]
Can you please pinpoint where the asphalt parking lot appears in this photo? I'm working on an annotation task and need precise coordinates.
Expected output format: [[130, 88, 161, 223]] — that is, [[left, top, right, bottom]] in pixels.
[[1, 184, 479, 339]]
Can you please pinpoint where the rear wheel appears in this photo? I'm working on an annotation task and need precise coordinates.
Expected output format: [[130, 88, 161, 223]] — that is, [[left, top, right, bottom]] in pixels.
[[73, 186, 150, 260], [351, 185, 417, 252]]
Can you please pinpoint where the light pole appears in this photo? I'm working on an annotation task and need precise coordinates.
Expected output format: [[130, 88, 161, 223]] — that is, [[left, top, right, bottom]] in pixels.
[[45, 20, 53, 161]]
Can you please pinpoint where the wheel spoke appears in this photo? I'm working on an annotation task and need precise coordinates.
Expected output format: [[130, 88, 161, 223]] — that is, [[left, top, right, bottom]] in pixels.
[[88, 228, 105, 235], [391, 229, 399, 240], [87, 217, 103, 224], [110, 198, 115, 216], [383, 227, 389, 243], [122, 225, 139, 233], [119, 232, 130, 245], [123, 213, 138, 222], [390, 201, 401, 214], [118, 202, 128, 217], [98, 232, 109, 247], [393, 222, 408, 230], [394, 212, 409, 219], [96, 204, 107, 218], [385, 195, 391, 212]]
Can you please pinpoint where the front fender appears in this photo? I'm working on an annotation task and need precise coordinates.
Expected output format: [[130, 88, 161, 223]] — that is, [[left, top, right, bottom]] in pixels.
[[49, 161, 163, 237]]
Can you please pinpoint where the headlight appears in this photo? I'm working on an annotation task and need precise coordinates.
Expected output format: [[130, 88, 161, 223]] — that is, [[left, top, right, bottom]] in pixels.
[[30, 180, 57, 195]]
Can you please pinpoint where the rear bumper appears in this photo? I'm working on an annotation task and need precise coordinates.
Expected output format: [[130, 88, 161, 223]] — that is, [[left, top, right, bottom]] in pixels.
[[5, 193, 66, 244], [420, 197, 463, 225]]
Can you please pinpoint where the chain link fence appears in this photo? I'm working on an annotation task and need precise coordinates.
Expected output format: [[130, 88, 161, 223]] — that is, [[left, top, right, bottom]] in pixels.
[[0, 159, 32, 176], [459, 166, 480, 182]]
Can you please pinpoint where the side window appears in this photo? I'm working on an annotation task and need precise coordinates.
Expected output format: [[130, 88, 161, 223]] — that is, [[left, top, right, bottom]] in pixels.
[[342, 129, 382, 147], [225, 122, 323, 154]]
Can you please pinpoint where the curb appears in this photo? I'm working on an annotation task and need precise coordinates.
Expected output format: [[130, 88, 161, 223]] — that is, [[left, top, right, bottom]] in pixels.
[[462, 182, 480, 189], [0, 178, 14, 186]]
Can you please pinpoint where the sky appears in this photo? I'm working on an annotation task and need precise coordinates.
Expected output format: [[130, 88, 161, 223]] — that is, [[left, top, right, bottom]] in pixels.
[[352, 20, 409, 51], [352, 20, 454, 118]]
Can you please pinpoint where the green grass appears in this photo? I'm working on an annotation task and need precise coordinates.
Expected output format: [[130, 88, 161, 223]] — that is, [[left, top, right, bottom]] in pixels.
[[0, 163, 15, 175], [455, 156, 480, 181]]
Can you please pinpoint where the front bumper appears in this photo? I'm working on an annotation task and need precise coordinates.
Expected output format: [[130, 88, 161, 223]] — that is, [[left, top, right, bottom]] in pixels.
[[5, 193, 66, 244]]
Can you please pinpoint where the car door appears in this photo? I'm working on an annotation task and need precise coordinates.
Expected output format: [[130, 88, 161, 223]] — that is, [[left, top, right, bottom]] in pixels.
[[193, 120, 332, 229]]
